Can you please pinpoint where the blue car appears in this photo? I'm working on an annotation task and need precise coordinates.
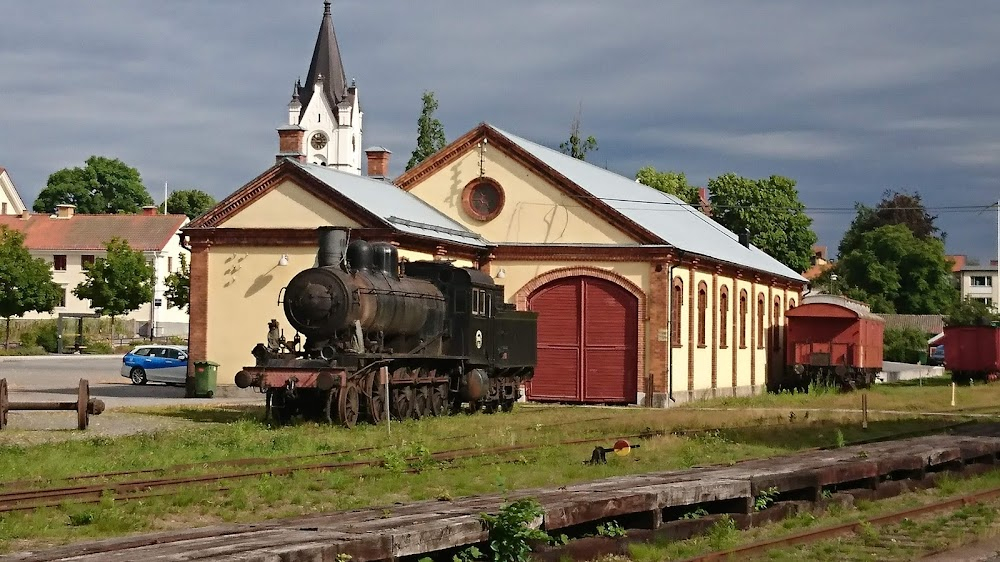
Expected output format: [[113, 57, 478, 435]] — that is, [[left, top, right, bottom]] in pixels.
[[929, 345, 945, 366], [121, 345, 189, 385]]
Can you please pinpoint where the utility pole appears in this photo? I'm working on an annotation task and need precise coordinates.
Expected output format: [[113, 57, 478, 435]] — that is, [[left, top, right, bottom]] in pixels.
[[996, 199, 998, 310]]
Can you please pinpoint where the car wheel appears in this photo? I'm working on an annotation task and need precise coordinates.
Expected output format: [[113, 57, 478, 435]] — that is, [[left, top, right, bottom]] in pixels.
[[130, 367, 147, 385]]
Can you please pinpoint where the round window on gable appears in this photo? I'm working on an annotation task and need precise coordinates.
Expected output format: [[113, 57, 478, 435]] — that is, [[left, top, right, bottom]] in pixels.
[[461, 178, 505, 222]]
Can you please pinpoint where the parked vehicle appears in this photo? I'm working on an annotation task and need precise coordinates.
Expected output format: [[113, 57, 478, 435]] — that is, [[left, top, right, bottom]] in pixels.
[[928, 344, 945, 366], [783, 295, 884, 392], [121, 345, 189, 385], [944, 325, 1000, 384]]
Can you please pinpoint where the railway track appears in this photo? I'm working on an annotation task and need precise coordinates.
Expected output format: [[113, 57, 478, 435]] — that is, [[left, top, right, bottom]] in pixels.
[[0, 417, 976, 515], [681, 485, 1000, 561]]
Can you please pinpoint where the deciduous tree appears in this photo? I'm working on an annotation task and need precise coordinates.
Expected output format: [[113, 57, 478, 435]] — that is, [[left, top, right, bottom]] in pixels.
[[559, 104, 598, 161], [945, 297, 1000, 327], [834, 224, 958, 314], [706, 173, 818, 274], [0, 227, 62, 348], [73, 238, 154, 344], [635, 167, 701, 205], [164, 254, 190, 313], [160, 189, 216, 221], [839, 189, 941, 256], [33, 156, 154, 215], [406, 91, 447, 171]]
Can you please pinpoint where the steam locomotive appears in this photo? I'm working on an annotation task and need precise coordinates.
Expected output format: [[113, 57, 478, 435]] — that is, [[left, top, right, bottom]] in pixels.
[[234, 227, 538, 427]]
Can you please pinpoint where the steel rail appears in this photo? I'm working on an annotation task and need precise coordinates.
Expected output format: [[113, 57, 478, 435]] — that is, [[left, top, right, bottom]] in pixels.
[[679, 485, 1000, 561]]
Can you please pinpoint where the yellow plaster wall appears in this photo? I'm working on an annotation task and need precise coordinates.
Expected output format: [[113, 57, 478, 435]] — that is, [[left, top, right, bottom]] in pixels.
[[220, 180, 363, 229], [204, 245, 439, 381], [493, 260, 649, 304], [406, 149, 638, 244]]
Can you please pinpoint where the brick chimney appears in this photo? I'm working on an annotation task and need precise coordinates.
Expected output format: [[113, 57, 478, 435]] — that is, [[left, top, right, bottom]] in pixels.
[[276, 124, 306, 163], [141, 205, 157, 216], [364, 146, 392, 179], [55, 204, 75, 219]]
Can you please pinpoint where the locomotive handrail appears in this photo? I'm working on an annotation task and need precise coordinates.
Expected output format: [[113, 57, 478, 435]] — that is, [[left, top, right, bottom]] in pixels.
[[277, 286, 287, 306]]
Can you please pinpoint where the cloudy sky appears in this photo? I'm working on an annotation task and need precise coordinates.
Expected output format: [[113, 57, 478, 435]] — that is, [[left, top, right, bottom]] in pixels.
[[2, 1, 999, 261]]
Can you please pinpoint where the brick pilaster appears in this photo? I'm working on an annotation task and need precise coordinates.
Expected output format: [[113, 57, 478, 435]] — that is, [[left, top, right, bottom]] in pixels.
[[185, 241, 210, 397]]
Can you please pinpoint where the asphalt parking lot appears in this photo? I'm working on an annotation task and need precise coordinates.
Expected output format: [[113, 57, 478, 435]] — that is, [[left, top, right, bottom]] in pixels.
[[0, 354, 262, 437]]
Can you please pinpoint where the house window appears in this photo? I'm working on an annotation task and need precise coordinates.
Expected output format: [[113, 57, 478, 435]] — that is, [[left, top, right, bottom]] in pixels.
[[671, 278, 683, 347], [167, 256, 173, 273], [58, 286, 67, 307], [697, 282, 708, 347], [81, 255, 95, 269], [1, 202, 6, 214], [973, 297, 994, 307], [772, 297, 781, 351], [757, 294, 766, 349], [739, 290, 748, 348], [972, 276, 992, 287], [719, 286, 729, 349], [789, 298, 796, 309], [53, 255, 67, 271]]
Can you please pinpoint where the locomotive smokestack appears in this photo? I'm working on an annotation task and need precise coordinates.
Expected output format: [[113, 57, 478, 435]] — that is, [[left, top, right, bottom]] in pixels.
[[317, 227, 348, 267]]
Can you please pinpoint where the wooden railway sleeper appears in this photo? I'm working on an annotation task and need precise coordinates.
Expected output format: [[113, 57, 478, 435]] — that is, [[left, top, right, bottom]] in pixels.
[[0, 378, 104, 431]]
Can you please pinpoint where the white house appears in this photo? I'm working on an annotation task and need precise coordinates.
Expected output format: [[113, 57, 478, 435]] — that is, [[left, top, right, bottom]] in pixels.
[[0, 168, 27, 216], [0, 204, 190, 336], [958, 261, 999, 309]]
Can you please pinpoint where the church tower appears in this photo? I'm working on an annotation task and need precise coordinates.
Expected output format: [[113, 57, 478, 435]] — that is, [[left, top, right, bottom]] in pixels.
[[278, 1, 363, 174]]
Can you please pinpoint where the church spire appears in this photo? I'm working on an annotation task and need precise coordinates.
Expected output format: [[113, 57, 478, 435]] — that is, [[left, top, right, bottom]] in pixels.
[[298, 0, 348, 118]]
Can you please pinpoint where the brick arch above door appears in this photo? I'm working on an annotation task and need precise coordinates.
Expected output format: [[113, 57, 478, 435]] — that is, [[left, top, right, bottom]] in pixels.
[[511, 266, 646, 401]]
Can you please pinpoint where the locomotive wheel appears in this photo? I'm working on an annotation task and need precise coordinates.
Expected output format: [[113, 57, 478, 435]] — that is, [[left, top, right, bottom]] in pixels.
[[484, 401, 499, 415], [392, 389, 411, 421], [419, 386, 434, 418], [270, 390, 296, 425], [337, 383, 360, 428], [365, 372, 386, 424], [501, 399, 515, 413], [411, 388, 427, 420], [430, 385, 447, 417]]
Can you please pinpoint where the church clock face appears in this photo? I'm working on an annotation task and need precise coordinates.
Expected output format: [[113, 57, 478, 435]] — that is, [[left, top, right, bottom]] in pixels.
[[311, 132, 328, 150], [461, 178, 505, 222]]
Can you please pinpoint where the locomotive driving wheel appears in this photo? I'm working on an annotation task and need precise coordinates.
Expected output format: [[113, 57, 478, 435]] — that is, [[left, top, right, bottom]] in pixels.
[[430, 383, 448, 417], [391, 388, 411, 420], [364, 372, 386, 424], [337, 382, 360, 428]]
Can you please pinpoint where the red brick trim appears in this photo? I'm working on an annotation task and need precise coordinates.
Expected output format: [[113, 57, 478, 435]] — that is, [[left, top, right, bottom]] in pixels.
[[731, 283, 738, 390], [719, 284, 730, 349], [687, 273, 695, 392], [185, 242, 210, 396], [749, 287, 756, 387], [512, 266, 647, 398], [648, 263, 668, 395], [696, 281, 708, 349]]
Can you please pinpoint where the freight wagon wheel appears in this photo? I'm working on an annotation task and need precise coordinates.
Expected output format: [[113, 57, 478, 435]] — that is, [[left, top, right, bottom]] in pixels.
[[483, 401, 499, 414], [364, 373, 386, 424], [270, 390, 295, 425], [500, 399, 515, 413], [337, 383, 360, 428]]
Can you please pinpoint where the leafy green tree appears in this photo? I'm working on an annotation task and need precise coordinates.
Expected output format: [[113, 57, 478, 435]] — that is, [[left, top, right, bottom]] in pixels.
[[834, 224, 958, 314], [883, 326, 930, 363], [33, 156, 154, 215], [160, 189, 216, 221], [73, 238, 155, 344], [406, 91, 447, 171], [945, 298, 1000, 327], [559, 104, 598, 161], [839, 190, 940, 256], [164, 254, 190, 313], [635, 167, 701, 205], [706, 173, 818, 274], [0, 227, 62, 348]]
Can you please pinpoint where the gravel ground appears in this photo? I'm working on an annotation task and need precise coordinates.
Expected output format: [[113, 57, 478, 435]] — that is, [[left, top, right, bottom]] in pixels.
[[0, 410, 202, 446]]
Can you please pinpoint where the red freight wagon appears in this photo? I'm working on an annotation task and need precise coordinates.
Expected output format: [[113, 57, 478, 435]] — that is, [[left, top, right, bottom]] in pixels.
[[943, 324, 1000, 384], [784, 296, 884, 391]]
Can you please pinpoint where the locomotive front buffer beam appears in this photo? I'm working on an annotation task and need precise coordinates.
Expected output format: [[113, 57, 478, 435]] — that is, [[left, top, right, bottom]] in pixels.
[[235, 367, 348, 392]]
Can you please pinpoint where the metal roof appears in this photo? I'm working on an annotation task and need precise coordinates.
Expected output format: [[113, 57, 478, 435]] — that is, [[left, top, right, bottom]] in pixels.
[[488, 125, 807, 283], [292, 161, 489, 249]]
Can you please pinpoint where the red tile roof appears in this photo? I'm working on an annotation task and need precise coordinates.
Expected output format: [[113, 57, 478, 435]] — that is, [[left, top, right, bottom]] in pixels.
[[0, 213, 187, 251]]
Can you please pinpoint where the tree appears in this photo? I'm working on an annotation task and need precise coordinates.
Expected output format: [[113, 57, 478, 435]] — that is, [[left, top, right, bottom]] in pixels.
[[945, 298, 1000, 327], [705, 173, 818, 274], [834, 224, 959, 314], [559, 103, 598, 161], [0, 227, 62, 348], [883, 326, 930, 364], [164, 254, 190, 313], [635, 167, 701, 205], [33, 156, 154, 215], [839, 189, 940, 256], [406, 91, 447, 171], [73, 238, 155, 344], [160, 189, 216, 221]]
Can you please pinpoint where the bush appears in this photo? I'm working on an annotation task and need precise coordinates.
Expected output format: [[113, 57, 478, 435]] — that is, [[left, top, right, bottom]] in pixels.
[[19, 321, 59, 353], [0, 345, 47, 356], [884, 326, 928, 363], [85, 341, 114, 354]]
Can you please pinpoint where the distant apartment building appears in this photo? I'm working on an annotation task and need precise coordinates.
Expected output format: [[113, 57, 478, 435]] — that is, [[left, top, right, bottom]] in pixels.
[[0, 169, 190, 336], [959, 261, 999, 309]]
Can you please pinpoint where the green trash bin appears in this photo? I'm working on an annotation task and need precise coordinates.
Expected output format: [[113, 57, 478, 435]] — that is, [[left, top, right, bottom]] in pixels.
[[916, 351, 928, 365], [193, 361, 219, 398]]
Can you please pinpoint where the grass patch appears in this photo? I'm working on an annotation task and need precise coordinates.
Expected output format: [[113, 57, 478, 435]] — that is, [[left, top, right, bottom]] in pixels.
[[4, 381, 1000, 554]]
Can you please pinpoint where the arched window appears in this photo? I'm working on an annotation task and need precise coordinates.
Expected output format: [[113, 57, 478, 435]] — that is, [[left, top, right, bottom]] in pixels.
[[697, 282, 708, 347], [739, 290, 748, 349], [772, 296, 781, 350], [719, 286, 729, 348], [789, 298, 796, 309], [757, 293, 766, 349], [671, 277, 684, 347]]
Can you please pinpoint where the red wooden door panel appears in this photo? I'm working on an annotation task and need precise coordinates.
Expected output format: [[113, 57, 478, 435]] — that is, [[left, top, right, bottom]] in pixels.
[[527, 277, 637, 403]]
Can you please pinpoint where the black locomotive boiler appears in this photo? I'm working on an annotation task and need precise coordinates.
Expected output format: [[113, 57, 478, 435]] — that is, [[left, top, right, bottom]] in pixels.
[[234, 227, 538, 427]]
